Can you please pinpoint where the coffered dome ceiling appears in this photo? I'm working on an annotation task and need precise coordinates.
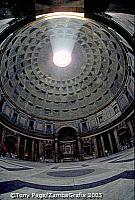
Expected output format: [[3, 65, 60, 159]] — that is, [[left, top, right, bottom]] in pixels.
[[0, 13, 127, 121]]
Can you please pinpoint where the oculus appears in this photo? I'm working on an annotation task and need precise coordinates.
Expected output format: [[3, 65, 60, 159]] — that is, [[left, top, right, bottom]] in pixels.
[[53, 50, 71, 67]]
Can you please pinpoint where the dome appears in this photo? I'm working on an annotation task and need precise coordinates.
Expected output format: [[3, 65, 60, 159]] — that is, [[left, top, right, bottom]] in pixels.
[[0, 13, 127, 122]]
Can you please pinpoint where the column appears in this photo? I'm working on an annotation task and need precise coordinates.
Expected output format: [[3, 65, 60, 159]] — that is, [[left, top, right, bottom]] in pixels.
[[24, 138, 27, 159], [0, 126, 4, 144], [77, 136, 83, 160], [93, 136, 98, 158], [32, 139, 35, 161], [36, 141, 39, 161], [39, 141, 43, 160], [127, 121, 134, 138], [100, 135, 105, 156], [34, 142, 37, 161], [89, 138, 92, 156], [108, 132, 113, 153], [16, 136, 21, 157], [43, 141, 47, 160], [55, 137, 58, 163], [114, 128, 120, 151]]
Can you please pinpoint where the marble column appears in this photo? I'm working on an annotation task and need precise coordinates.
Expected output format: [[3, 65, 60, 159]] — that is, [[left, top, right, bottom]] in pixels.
[[114, 128, 120, 151], [16, 136, 21, 157], [34, 142, 37, 161], [32, 140, 35, 161], [93, 136, 98, 158], [77, 136, 83, 160], [100, 135, 105, 156], [89, 138, 92, 156], [39, 141, 43, 159], [127, 121, 134, 138], [24, 138, 27, 159], [43, 141, 47, 160], [108, 132, 113, 153], [0, 128, 5, 144], [55, 138, 58, 163], [37, 141, 39, 161]]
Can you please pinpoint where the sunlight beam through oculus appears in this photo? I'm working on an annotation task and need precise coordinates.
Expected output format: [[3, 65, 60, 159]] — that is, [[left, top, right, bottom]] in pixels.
[[48, 13, 85, 68]]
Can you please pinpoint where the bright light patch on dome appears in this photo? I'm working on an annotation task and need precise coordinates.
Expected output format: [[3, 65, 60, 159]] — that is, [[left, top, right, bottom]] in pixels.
[[53, 50, 71, 67]]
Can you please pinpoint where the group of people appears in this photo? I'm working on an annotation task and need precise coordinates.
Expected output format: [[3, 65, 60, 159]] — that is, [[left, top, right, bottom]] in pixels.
[[119, 138, 134, 151], [0, 143, 16, 158]]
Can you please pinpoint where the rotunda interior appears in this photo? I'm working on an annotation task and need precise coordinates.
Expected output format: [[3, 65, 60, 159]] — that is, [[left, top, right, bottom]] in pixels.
[[0, 0, 134, 199], [0, 11, 134, 162]]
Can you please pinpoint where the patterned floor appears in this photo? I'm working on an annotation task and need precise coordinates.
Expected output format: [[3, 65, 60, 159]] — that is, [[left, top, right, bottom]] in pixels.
[[0, 147, 134, 200]]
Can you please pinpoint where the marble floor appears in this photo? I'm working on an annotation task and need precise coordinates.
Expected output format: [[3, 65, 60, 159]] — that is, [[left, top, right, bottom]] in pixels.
[[0, 147, 134, 200]]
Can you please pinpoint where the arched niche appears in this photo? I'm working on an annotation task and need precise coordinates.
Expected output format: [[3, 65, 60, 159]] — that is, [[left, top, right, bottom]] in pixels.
[[56, 127, 79, 161]]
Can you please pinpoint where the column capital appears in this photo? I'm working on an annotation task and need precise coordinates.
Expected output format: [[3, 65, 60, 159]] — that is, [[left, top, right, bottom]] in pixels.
[[114, 127, 118, 132]]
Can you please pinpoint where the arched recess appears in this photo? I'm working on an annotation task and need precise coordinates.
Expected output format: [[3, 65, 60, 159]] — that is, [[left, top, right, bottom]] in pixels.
[[57, 127, 79, 161], [4, 135, 17, 155], [56, 126, 78, 135]]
